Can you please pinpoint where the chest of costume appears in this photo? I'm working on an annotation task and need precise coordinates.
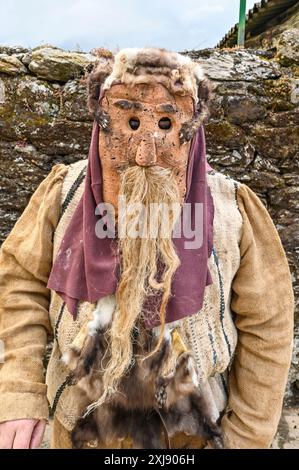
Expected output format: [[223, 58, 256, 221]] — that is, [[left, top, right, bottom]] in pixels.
[[46, 161, 242, 431]]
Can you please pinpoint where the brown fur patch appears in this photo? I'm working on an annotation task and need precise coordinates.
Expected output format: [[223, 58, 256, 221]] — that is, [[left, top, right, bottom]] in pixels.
[[179, 78, 213, 143], [66, 322, 223, 449]]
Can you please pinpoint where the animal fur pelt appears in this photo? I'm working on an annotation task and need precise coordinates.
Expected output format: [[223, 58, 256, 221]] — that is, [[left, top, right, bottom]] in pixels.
[[63, 299, 223, 449], [86, 47, 212, 142]]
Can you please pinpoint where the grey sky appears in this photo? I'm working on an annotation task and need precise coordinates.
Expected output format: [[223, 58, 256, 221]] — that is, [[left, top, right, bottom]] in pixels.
[[0, 0, 257, 52]]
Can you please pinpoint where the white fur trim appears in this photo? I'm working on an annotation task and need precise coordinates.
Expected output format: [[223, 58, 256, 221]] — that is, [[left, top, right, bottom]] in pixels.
[[187, 356, 199, 387], [88, 295, 116, 335], [152, 325, 172, 342], [102, 47, 205, 104], [164, 327, 171, 342], [117, 47, 141, 64], [61, 351, 72, 365]]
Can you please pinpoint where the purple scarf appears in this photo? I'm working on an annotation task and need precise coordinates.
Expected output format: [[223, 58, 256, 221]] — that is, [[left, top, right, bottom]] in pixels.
[[47, 121, 214, 324]]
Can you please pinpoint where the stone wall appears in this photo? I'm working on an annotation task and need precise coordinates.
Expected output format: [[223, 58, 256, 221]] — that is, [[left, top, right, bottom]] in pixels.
[[245, 3, 299, 51], [0, 43, 298, 405]]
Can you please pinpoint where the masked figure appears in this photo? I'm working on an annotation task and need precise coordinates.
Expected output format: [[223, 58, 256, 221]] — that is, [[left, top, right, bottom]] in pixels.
[[0, 48, 294, 449]]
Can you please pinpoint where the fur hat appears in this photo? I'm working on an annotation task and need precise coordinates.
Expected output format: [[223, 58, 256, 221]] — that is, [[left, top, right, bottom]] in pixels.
[[102, 48, 205, 102], [87, 47, 212, 143]]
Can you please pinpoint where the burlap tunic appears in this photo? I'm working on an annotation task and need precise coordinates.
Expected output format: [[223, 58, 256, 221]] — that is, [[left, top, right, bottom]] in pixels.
[[0, 161, 294, 448]]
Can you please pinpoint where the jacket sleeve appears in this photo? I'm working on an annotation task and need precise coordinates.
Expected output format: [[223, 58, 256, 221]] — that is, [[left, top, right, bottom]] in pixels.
[[221, 183, 294, 448], [0, 164, 67, 423]]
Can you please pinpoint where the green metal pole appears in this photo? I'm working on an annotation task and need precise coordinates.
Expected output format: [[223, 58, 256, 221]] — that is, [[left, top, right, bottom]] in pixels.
[[237, 0, 247, 47]]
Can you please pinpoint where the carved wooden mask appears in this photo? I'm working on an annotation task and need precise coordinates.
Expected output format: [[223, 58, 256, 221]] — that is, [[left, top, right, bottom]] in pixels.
[[99, 83, 194, 208]]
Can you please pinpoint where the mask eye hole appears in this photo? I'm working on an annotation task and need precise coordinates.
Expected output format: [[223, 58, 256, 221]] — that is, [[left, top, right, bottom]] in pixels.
[[159, 117, 172, 130], [129, 117, 140, 130]]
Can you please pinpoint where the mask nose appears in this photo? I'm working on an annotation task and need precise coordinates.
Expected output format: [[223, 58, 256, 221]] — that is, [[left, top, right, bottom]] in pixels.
[[135, 135, 157, 167]]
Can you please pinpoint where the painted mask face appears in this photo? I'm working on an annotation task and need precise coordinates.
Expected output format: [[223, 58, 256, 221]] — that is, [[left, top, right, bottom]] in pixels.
[[99, 83, 194, 208]]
